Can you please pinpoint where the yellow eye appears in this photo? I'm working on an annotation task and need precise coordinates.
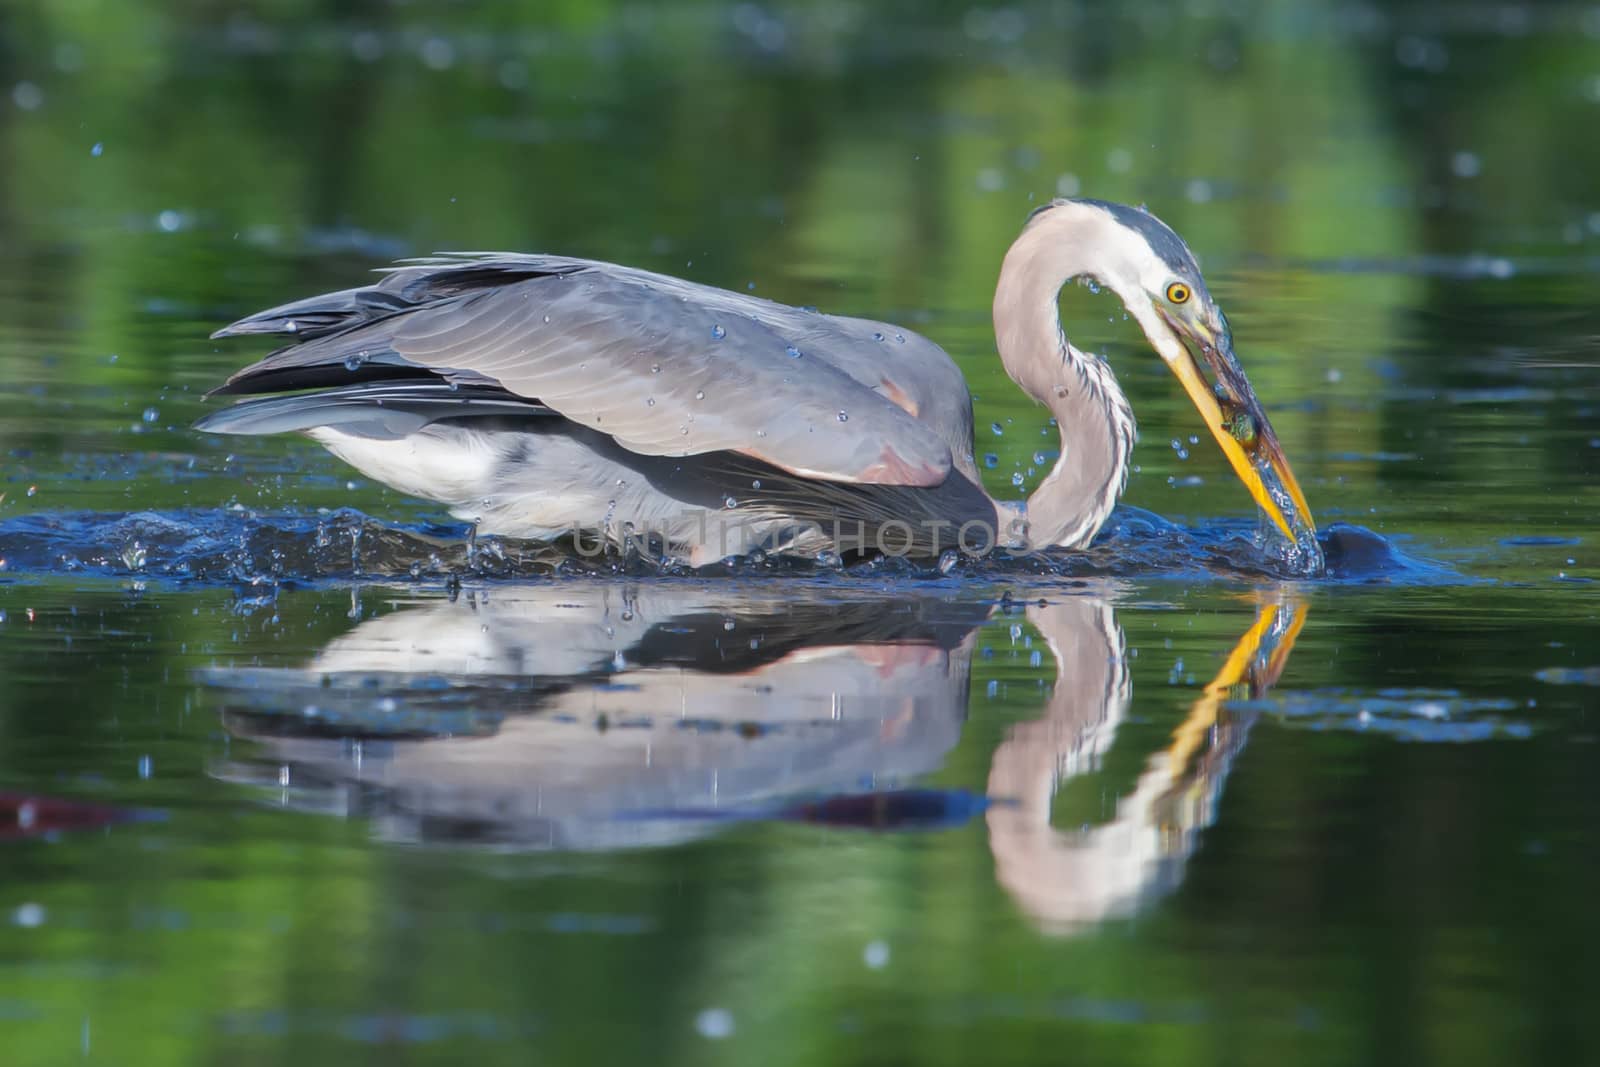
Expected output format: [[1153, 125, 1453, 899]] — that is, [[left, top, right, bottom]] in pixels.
[[1166, 282, 1191, 304]]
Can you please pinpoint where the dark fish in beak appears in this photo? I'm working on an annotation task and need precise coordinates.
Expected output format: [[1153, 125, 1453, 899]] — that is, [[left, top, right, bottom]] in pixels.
[[1159, 310, 1319, 561]]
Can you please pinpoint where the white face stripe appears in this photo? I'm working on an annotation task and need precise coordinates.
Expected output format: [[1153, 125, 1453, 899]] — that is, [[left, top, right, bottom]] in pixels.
[[1027, 200, 1208, 337], [1083, 205, 1190, 367]]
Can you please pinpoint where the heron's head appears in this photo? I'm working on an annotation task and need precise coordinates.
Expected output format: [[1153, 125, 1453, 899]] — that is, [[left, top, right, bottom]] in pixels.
[[1024, 198, 1315, 542]]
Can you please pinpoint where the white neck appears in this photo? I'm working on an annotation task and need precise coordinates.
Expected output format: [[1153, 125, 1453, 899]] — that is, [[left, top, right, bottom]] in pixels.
[[992, 203, 1151, 549]]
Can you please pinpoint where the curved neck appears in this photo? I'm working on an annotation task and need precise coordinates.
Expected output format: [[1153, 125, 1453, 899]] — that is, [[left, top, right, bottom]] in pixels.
[[993, 207, 1139, 549]]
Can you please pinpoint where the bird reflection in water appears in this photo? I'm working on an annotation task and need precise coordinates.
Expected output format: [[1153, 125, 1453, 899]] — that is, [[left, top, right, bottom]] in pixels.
[[205, 582, 1304, 930], [986, 594, 1305, 932], [207, 586, 986, 850]]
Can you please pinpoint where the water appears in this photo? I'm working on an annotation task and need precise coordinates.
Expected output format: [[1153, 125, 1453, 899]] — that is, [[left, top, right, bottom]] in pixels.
[[2, 2, 1599, 1064]]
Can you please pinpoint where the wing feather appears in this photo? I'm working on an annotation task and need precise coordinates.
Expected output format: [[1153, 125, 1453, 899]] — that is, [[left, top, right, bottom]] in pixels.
[[212, 256, 972, 488]]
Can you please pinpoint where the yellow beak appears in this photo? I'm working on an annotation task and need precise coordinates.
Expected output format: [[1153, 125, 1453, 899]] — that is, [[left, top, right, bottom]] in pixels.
[[1161, 315, 1316, 543]]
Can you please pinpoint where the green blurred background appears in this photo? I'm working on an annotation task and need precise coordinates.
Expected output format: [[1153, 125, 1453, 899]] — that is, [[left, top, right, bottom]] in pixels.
[[1, 0, 1596, 539]]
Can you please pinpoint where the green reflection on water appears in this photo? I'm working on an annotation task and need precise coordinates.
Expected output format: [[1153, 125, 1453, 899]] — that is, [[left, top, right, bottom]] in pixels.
[[0, 578, 1596, 1066]]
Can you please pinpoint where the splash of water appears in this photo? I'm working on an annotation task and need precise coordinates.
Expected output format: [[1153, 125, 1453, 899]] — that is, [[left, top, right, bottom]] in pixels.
[[0, 507, 1452, 586]]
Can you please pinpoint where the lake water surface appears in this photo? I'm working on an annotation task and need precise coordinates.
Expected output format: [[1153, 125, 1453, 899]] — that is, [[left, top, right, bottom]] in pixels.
[[1, 3, 1597, 1064]]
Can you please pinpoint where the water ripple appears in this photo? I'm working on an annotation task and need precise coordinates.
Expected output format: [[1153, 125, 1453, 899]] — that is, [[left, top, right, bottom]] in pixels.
[[0, 507, 1456, 586], [1230, 687, 1531, 742]]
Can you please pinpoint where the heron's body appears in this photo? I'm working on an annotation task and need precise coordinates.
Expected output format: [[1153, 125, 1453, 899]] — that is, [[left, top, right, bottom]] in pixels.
[[200, 199, 1315, 564]]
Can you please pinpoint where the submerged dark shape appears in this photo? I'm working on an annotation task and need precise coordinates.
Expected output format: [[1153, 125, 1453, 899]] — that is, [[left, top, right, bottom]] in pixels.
[[197, 199, 1318, 569], [783, 787, 994, 830], [1317, 522, 1463, 583], [1321, 523, 1403, 576], [616, 788, 995, 832], [0, 791, 153, 840]]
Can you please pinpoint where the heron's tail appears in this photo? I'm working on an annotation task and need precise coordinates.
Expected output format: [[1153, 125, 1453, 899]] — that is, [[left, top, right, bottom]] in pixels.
[[194, 381, 550, 438]]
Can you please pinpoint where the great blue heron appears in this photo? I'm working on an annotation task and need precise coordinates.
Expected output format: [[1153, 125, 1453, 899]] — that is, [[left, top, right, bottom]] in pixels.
[[197, 197, 1316, 564]]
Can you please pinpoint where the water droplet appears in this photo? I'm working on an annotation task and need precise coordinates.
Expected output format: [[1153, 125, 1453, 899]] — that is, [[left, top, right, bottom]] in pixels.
[[755, 429, 767, 438], [894, 333, 906, 343], [724, 496, 738, 509], [142, 407, 159, 423], [350, 30, 383, 62], [872, 331, 885, 342], [680, 426, 689, 435], [750, 479, 762, 489], [837, 411, 848, 422], [785, 345, 802, 358], [343, 352, 368, 371], [694, 390, 705, 400], [90, 142, 103, 157], [646, 397, 656, 406], [651, 363, 661, 373], [990, 422, 1003, 436], [26, 486, 37, 498], [420, 36, 456, 70], [542, 314, 551, 324], [1011, 472, 1025, 487], [710, 324, 726, 340], [983, 453, 998, 468]]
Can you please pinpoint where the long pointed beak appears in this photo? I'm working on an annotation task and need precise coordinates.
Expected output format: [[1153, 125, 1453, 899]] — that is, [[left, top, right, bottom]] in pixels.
[[1166, 597, 1308, 783], [1160, 314, 1316, 543]]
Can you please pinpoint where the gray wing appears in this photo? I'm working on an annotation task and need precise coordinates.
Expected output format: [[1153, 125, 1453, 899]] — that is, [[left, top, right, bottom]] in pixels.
[[193, 381, 554, 439], [211, 254, 976, 488]]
